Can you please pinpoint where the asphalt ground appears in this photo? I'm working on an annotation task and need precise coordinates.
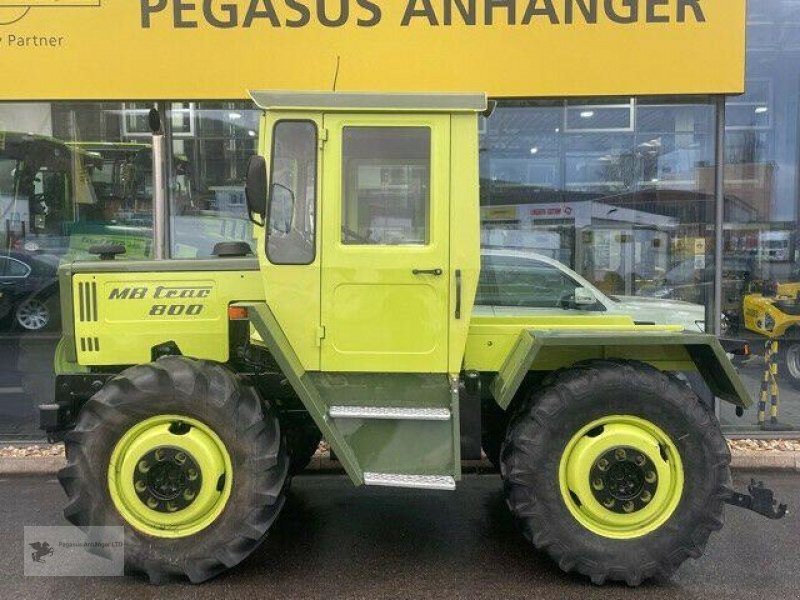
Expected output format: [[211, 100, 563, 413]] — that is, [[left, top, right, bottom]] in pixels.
[[0, 471, 798, 600]]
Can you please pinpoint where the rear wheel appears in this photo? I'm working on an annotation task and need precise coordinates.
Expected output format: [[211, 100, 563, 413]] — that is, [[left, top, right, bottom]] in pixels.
[[59, 356, 289, 583], [14, 294, 59, 332], [779, 340, 800, 391], [501, 360, 731, 586]]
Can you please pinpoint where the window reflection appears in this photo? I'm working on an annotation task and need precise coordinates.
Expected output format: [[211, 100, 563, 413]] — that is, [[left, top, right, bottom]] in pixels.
[[480, 98, 715, 301]]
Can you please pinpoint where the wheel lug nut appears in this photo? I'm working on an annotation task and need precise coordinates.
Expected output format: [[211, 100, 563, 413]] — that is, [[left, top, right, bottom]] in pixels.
[[645, 471, 657, 484], [641, 491, 652, 503], [603, 498, 615, 509], [138, 460, 151, 474], [175, 452, 187, 465], [166, 502, 179, 513], [155, 449, 165, 462], [135, 480, 147, 493], [623, 501, 635, 513], [597, 458, 609, 471], [184, 490, 196, 501], [634, 454, 646, 466], [187, 469, 198, 481], [146, 497, 158, 509], [592, 478, 604, 491], [615, 448, 627, 461]]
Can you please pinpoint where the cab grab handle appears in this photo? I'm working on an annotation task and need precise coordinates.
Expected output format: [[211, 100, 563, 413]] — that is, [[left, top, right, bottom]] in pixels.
[[412, 268, 443, 276], [455, 269, 462, 320]]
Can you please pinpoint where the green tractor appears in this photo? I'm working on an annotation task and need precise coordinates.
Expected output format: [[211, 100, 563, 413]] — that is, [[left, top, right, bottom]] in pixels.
[[41, 92, 785, 586]]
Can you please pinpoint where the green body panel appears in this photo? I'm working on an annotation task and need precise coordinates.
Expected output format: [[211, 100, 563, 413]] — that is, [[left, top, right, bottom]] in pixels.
[[61, 258, 262, 366], [491, 330, 753, 410], [244, 302, 365, 483], [54, 338, 89, 375], [243, 302, 459, 484]]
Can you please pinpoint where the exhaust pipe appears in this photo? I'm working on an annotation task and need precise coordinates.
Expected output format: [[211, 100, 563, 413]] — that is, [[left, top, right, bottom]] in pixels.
[[149, 108, 168, 260]]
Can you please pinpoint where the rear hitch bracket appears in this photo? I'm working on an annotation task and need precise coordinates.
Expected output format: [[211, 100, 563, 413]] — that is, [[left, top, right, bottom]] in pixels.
[[725, 479, 787, 520]]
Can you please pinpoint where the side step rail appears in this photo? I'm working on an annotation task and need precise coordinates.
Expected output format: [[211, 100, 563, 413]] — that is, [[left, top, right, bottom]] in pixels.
[[329, 406, 451, 421], [364, 473, 456, 491]]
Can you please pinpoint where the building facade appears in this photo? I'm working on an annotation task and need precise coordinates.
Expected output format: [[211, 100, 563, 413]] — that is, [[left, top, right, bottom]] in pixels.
[[0, 1, 791, 440]]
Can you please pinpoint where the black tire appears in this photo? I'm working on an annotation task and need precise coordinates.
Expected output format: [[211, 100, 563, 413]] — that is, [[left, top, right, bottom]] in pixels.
[[501, 359, 731, 586], [481, 398, 508, 470], [58, 356, 289, 584], [778, 340, 800, 391], [285, 421, 322, 475]]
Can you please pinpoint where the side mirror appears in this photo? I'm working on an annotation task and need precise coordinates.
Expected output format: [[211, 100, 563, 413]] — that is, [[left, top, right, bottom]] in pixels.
[[245, 155, 267, 226], [269, 182, 295, 234], [574, 287, 597, 306]]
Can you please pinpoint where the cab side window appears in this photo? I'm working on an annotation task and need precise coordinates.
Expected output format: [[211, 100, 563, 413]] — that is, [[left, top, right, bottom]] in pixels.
[[267, 121, 317, 265], [341, 127, 431, 246]]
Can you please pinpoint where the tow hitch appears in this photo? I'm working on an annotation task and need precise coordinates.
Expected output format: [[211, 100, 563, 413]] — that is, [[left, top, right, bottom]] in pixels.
[[725, 479, 788, 520]]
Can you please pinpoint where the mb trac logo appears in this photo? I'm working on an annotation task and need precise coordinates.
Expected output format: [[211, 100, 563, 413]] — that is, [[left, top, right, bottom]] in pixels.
[[0, 0, 101, 26], [29, 541, 55, 564]]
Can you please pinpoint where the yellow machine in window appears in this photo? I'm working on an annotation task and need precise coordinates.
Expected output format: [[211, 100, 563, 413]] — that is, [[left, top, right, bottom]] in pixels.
[[743, 281, 800, 390], [42, 93, 784, 587]]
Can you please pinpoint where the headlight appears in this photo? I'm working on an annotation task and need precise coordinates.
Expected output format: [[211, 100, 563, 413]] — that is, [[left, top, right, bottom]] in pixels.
[[764, 313, 776, 332]]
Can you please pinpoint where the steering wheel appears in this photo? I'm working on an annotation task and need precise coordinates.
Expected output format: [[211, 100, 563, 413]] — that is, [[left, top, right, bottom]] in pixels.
[[557, 290, 575, 309], [342, 226, 372, 244]]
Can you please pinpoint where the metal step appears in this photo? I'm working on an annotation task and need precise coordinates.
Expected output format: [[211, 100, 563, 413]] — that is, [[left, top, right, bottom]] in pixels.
[[363, 472, 456, 491], [329, 406, 451, 421]]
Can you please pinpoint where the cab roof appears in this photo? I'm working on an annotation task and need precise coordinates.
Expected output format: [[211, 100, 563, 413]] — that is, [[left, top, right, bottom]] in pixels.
[[249, 90, 487, 113]]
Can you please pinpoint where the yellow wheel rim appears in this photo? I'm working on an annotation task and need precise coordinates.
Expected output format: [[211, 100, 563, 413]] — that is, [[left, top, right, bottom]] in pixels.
[[108, 415, 233, 539], [558, 415, 684, 540]]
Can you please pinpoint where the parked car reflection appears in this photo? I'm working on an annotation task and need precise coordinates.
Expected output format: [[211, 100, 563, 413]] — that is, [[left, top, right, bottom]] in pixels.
[[0, 250, 60, 332]]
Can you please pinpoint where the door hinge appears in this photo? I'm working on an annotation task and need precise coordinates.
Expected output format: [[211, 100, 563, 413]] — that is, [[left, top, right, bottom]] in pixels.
[[319, 128, 329, 149], [316, 326, 326, 346]]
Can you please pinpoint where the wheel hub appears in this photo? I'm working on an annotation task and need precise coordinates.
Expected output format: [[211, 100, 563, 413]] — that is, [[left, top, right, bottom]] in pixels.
[[135, 447, 202, 513], [16, 299, 49, 331], [108, 415, 233, 539], [589, 446, 658, 514], [558, 416, 684, 539]]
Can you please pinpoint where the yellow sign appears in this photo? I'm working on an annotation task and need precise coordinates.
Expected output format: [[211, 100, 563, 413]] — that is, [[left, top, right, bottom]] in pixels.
[[0, 0, 746, 100]]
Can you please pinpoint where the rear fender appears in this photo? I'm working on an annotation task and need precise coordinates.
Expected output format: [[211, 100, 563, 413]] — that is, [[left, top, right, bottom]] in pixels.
[[490, 330, 752, 410]]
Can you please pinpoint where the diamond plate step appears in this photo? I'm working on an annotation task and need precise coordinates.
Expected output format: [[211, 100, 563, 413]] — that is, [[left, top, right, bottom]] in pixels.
[[363, 472, 456, 491], [328, 406, 451, 421]]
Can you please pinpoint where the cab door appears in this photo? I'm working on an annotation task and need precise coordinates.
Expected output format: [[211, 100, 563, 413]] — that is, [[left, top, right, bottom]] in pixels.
[[320, 114, 451, 372]]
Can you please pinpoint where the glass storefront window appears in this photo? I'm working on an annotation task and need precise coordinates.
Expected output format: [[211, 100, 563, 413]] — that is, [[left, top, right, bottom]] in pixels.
[[4, 3, 800, 440], [169, 102, 260, 258], [480, 97, 716, 306], [720, 0, 800, 434], [0, 102, 159, 439]]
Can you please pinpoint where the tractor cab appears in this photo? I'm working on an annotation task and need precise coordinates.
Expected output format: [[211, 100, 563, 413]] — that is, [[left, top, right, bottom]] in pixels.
[[244, 92, 485, 375]]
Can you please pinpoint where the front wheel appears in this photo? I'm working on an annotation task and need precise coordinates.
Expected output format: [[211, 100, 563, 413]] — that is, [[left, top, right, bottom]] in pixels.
[[501, 360, 731, 586], [59, 356, 289, 583]]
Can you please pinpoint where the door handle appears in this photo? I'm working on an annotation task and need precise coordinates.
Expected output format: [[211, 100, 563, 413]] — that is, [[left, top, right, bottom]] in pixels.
[[412, 268, 443, 276], [455, 269, 462, 320]]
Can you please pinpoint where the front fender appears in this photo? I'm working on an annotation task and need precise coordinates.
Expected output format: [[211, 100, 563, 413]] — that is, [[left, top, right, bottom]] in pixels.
[[490, 330, 752, 410]]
